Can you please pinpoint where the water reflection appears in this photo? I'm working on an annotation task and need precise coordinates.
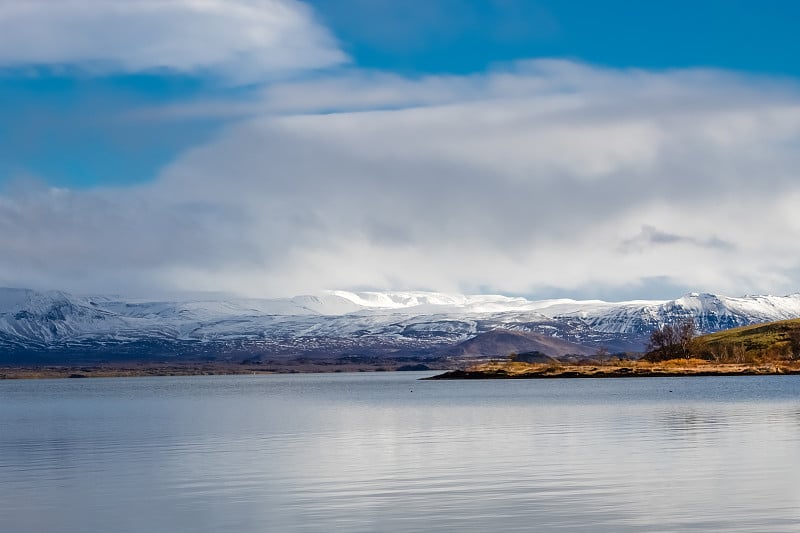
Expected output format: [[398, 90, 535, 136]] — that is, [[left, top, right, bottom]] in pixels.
[[1, 374, 799, 532], [660, 407, 723, 434]]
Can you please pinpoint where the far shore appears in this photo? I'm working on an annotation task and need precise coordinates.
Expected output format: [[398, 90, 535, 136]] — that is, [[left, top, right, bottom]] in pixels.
[[427, 359, 800, 379], [6, 359, 800, 381], [0, 361, 438, 380]]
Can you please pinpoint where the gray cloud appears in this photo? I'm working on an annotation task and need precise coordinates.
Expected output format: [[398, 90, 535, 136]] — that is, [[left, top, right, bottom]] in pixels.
[[2, 61, 800, 298], [620, 225, 736, 253]]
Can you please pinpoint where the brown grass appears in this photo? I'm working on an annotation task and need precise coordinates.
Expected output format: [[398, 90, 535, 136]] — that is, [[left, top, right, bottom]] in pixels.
[[459, 359, 800, 379]]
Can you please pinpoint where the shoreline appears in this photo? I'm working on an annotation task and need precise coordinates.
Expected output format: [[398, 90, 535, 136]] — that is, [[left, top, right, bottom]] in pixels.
[[0, 362, 438, 380], [427, 361, 800, 380], [6, 361, 800, 381]]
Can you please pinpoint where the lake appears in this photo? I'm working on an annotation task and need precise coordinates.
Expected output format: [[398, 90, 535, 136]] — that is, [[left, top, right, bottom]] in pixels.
[[1, 372, 799, 532]]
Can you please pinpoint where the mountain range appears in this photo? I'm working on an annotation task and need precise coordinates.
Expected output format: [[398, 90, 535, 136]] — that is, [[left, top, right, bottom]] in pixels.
[[2, 287, 800, 364]]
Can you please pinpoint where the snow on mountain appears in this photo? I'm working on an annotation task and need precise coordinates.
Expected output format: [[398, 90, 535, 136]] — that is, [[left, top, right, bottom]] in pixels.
[[327, 290, 533, 313], [2, 287, 800, 360], [552, 292, 800, 335]]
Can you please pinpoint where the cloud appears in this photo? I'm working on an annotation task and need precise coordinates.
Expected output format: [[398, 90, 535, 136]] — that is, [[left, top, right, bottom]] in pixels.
[[2, 60, 800, 298], [620, 225, 735, 253], [0, 0, 345, 82]]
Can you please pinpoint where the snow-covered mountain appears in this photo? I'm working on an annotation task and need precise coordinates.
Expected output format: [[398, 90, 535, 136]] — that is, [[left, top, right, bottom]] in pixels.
[[2, 287, 800, 362]]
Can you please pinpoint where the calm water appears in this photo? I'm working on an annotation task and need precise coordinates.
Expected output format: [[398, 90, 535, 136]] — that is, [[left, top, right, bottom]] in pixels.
[[1, 373, 799, 533]]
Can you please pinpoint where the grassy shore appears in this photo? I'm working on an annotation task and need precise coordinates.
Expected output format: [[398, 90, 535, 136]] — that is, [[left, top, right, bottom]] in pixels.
[[428, 359, 800, 379]]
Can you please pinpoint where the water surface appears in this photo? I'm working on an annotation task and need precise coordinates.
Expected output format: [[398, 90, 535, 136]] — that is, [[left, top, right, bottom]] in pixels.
[[1, 373, 799, 532]]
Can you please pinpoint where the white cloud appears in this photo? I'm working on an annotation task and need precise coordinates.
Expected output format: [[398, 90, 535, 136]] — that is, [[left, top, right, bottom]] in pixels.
[[2, 61, 800, 298], [0, 0, 345, 81]]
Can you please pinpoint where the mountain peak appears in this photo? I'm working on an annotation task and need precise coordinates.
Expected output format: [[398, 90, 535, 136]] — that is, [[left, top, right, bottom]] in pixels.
[[3, 287, 800, 363]]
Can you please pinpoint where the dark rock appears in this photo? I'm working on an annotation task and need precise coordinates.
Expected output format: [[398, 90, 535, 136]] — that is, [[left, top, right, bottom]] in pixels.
[[396, 364, 431, 371]]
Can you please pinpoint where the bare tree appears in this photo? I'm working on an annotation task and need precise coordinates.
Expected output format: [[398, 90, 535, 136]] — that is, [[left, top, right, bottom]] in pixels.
[[647, 319, 695, 361], [647, 324, 675, 360], [677, 318, 696, 359]]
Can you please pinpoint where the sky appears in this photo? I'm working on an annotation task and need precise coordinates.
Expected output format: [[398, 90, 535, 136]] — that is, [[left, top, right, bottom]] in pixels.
[[2, 0, 800, 300]]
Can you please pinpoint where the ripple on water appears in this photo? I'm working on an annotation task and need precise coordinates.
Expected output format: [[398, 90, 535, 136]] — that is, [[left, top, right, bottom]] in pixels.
[[1, 373, 799, 532]]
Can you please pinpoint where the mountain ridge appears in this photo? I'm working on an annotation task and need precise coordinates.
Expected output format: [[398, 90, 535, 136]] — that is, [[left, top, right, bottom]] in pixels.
[[2, 287, 800, 363]]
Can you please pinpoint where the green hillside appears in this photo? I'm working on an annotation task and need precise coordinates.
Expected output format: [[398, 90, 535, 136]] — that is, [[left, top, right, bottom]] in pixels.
[[693, 318, 800, 361]]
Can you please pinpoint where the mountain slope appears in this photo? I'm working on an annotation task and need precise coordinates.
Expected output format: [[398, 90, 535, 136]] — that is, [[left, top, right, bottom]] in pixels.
[[2, 287, 800, 363], [694, 318, 800, 359], [443, 329, 596, 359]]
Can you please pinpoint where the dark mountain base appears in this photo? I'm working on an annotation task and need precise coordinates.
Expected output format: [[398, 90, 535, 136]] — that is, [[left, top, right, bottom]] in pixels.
[[0, 357, 446, 380]]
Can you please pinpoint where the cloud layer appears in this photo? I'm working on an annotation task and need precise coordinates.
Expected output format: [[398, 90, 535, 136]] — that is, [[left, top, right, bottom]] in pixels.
[[0, 0, 345, 81], [3, 60, 800, 298]]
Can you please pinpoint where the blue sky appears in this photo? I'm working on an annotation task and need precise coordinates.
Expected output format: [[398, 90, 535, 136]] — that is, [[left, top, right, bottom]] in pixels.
[[3, 0, 799, 189], [314, 0, 800, 75], [1, 0, 800, 298], [0, 73, 219, 187]]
